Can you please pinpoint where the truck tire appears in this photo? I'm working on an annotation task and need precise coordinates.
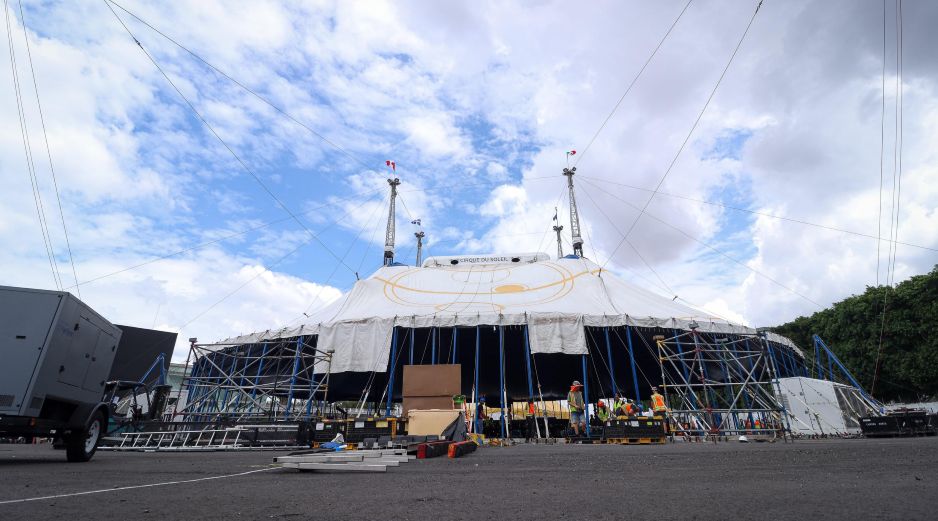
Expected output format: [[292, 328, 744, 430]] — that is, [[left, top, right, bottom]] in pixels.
[[66, 411, 105, 462]]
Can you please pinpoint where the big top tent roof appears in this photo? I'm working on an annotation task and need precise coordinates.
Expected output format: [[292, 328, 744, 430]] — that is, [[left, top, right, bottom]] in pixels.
[[218, 253, 801, 374]]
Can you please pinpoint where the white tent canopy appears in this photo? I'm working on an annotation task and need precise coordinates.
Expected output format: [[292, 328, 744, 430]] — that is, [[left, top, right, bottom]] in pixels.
[[219, 255, 801, 373]]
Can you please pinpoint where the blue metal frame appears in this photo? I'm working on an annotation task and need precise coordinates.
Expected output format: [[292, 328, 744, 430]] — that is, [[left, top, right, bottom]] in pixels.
[[284, 336, 304, 419], [139, 353, 167, 386], [813, 335, 880, 407]]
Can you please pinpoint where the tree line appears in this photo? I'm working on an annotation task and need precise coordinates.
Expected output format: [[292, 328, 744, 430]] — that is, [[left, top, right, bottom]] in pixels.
[[771, 265, 938, 403]]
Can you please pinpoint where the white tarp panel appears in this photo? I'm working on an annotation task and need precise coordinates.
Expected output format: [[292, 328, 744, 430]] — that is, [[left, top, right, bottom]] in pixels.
[[217, 256, 804, 372], [317, 317, 395, 373], [778, 377, 860, 435], [527, 314, 587, 355]]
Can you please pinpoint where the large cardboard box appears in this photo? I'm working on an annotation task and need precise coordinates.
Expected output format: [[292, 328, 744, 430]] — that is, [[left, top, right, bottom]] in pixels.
[[402, 364, 461, 417]]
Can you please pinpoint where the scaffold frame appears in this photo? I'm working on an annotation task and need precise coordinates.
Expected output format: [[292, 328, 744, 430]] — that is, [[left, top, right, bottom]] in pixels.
[[655, 328, 790, 441], [173, 337, 333, 423]]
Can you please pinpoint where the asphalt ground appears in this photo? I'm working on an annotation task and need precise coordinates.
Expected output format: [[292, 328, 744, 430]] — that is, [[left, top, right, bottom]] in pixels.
[[0, 437, 935, 520]]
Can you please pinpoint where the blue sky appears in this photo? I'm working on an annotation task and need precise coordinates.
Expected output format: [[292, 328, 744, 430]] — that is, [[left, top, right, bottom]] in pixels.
[[2, 0, 937, 357]]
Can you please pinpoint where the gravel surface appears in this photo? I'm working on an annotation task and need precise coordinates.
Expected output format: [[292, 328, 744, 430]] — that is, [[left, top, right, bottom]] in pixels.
[[0, 437, 935, 520]]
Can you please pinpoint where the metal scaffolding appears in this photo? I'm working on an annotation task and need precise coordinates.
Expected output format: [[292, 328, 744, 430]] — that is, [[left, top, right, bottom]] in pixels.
[[173, 337, 333, 423], [655, 328, 790, 441]]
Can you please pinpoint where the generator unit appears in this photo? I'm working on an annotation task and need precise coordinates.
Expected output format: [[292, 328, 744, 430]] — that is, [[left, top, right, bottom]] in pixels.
[[0, 285, 122, 461]]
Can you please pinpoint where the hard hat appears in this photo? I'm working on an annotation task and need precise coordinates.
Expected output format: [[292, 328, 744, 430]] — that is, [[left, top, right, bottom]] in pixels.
[[598, 400, 606, 407], [572, 380, 581, 386]]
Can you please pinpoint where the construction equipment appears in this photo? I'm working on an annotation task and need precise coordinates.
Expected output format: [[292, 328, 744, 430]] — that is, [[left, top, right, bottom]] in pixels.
[[0, 286, 121, 462]]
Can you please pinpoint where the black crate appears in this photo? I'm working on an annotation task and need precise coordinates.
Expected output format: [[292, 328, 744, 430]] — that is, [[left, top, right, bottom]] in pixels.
[[601, 417, 665, 440], [311, 419, 343, 442]]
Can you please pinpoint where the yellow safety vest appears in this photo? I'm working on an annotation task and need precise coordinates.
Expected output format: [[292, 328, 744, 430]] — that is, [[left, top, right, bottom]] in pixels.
[[652, 393, 667, 411]]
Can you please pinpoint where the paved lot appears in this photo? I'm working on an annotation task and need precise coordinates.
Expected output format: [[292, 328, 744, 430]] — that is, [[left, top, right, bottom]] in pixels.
[[0, 437, 935, 520]]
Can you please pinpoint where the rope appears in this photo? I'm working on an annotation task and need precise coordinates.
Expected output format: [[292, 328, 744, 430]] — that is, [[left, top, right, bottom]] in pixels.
[[875, 0, 887, 285], [577, 181, 677, 297], [578, 174, 936, 253], [580, 177, 823, 308], [574, 0, 694, 167], [17, 0, 81, 296], [601, 0, 765, 271], [873, 0, 903, 397], [5, 0, 62, 289], [104, 1, 358, 277]]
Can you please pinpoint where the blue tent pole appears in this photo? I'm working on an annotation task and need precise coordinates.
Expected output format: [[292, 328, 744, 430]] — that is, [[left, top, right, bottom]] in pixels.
[[604, 327, 618, 396], [814, 337, 824, 380], [386, 328, 399, 417], [498, 325, 507, 439], [625, 326, 641, 402], [284, 336, 304, 420], [523, 325, 535, 399], [431, 327, 437, 365], [409, 326, 415, 365], [474, 325, 481, 434], [581, 355, 591, 437], [453, 326, 459, 363]]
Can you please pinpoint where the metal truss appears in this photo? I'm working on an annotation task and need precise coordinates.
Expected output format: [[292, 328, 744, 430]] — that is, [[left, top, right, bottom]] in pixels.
[[173, 337, 333, 423], [654, 328, 790, 440]]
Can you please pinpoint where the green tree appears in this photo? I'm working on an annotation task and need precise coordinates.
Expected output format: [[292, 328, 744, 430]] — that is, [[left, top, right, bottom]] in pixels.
[[771, 265, 938, 403]]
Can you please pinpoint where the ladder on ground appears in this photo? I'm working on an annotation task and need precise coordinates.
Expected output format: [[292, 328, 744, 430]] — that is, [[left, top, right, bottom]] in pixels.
[[108, 427, 248, 451]]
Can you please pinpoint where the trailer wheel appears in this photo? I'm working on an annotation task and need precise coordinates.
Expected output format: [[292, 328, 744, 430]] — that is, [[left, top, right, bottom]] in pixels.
[[66, 411, 105, 462]]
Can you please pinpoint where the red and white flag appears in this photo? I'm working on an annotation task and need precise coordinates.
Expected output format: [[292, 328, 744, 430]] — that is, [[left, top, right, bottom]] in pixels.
[[386, 160, 396, 172]]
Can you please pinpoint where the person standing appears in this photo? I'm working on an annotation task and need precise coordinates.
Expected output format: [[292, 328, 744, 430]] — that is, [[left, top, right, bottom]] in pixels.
[[525, 400, 538, 442], [567, 380, 586, 436]]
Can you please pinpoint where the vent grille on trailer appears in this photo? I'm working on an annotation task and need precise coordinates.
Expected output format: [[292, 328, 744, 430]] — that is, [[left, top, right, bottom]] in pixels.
[[0, 395, 15, 407], [30, 397, 44, 410]]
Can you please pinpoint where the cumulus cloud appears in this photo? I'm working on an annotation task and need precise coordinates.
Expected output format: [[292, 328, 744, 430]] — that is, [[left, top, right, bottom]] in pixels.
[[2, 0, 937, 363]]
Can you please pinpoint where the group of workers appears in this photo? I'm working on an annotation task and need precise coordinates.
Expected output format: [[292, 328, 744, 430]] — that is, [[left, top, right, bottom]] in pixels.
[[567, 380, 668, 436]]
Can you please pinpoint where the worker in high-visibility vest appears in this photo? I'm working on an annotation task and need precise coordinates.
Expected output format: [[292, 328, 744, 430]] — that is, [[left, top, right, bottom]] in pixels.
[[650, 387, 668, 416], [596, 400, 610, 422], [613, 393, 628, 418], [567, 380, 586, 436]]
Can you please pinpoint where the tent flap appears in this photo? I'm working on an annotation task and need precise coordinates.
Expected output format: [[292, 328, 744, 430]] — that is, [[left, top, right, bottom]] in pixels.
[[317, 317, 395, 373], [527, 314, 587, 355]]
